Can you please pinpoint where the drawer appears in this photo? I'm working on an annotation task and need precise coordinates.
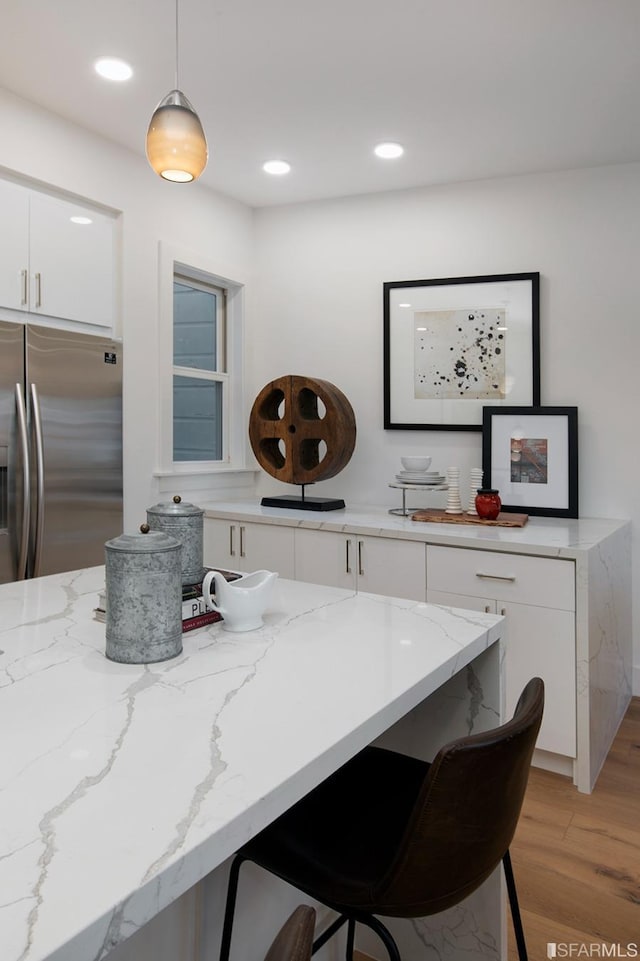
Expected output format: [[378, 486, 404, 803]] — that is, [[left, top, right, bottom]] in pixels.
[[427, 545, 575, 611]]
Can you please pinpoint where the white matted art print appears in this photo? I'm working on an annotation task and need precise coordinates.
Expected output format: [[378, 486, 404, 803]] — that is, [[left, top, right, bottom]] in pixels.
[[414, 307, 506, 401], [384, 273, 539, 431], [482, 406, 578, 517]]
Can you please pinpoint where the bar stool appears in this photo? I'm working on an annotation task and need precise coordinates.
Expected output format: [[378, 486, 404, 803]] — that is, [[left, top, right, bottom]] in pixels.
[[264, 905, 315, 961], [219, 677, 544, 961]]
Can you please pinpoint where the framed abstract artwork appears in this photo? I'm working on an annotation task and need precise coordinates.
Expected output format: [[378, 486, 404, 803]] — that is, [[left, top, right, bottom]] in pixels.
[[482, 405, 578, 517], [383, 272, 540, 431]]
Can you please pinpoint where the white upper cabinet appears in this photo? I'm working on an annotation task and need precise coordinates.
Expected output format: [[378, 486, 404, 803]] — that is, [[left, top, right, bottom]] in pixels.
[[0, 180, 29, 310], [0, 179, 116, 329]]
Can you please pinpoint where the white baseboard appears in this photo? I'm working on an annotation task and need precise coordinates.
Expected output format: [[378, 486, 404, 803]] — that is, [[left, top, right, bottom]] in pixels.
[[532, 748, 574, 778]]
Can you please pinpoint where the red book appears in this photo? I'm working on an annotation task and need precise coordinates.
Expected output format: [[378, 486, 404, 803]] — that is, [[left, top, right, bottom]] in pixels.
[[182, 610, 222, 633]]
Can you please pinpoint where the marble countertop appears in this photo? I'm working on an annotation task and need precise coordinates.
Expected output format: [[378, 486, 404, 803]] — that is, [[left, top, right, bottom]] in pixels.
[[202, 501, 629, 558], [0, 566, 503, 961]]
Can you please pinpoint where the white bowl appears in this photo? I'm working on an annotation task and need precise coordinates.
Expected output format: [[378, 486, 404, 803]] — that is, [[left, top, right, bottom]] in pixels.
[[401, 455, 432, 472]]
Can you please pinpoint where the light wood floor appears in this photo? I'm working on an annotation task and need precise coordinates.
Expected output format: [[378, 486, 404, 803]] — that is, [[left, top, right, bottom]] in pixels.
[[508, 697, 640, 959], [355, 697, 640, 961]]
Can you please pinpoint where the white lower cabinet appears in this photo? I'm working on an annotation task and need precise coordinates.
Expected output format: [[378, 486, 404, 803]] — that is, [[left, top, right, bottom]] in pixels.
[[427, 545, 576, 759], [294, 528, 426, 601], [203, 518, 295, 578]]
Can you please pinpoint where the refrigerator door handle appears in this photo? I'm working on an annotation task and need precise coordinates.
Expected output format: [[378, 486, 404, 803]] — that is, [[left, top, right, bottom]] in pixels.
[[30, 383, 45, 579], [15, 383, 30, 580]]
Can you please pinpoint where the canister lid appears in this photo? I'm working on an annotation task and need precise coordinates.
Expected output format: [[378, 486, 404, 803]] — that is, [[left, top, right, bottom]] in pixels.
[[105, 531, 181, 553], [146, 494, 204, 517]]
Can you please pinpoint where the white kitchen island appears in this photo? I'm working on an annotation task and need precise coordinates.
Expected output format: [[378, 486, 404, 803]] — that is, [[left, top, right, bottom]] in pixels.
[[0, 565, 505, 961]]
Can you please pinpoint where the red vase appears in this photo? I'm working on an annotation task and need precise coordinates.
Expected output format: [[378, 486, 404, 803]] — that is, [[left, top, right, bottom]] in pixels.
[[475, 488, 501, 521]]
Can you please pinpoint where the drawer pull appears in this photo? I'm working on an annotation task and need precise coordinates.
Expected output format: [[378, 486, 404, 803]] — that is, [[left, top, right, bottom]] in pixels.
[[475, 572, 516, 582]]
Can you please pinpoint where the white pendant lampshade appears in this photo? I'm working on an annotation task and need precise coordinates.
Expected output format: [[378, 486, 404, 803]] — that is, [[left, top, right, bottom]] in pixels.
[[146, 0, 208, 183], [146, 88, 208, 182]]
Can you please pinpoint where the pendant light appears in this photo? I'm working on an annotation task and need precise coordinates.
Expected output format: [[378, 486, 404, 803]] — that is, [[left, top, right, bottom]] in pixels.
[[146, 0, 208, 183]]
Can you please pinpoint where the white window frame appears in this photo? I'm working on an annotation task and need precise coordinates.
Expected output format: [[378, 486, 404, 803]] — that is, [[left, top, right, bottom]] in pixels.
[[157, 242, 247, 478], [173, 272, 228, 461]]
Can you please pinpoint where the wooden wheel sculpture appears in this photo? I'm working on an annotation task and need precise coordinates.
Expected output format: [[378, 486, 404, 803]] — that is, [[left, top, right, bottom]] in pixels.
[[249, 375, 356, 509]]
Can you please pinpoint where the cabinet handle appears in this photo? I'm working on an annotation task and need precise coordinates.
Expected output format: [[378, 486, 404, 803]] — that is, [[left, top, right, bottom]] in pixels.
[[358, 540, 364, 576], [475, 572, 516, 582], [229, 525, 235, 557], [501, 608, 506, 617], [345, 538, 352, 574], [20, 269, 28, 306], [240, 525, 246, 558], [484, 605, 491, 613], [35, 272, 42, 308]]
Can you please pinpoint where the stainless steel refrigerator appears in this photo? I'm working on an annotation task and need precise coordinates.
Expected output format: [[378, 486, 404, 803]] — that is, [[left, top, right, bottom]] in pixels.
[[0, 321, 122, 583]]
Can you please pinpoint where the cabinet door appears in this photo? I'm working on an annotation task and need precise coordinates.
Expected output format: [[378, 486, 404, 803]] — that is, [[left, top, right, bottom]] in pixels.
[[203, 518, 295, 578], [294, 529, 356, 590], [29, 192, 115, 327], [204, 518, 236, 569], [357, 536, 426, 601], [427, 590, 496, 614], [501, 601, 576, 757], [0, 180, 29, 311], [427, 588, 576, 757]]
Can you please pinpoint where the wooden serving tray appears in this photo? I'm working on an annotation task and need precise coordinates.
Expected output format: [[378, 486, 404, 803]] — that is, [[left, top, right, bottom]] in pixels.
[[411, 509, 529, 527]]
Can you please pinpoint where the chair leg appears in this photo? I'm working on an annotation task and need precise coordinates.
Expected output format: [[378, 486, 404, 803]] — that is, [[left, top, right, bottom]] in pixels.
[[503, 850, 528, 961], [311, 911, 400, 961], [353, 914, 401, 961], [345, 917, 356, 960], [219, 854, 246, 961]]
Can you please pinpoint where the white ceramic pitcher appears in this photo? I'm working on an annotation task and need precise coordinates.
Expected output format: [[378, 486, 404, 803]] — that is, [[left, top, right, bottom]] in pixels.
[[202, 569, 278, 632]]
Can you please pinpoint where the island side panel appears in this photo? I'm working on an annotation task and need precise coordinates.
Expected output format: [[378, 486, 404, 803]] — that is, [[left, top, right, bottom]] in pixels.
[[577, 523, 632, 792]]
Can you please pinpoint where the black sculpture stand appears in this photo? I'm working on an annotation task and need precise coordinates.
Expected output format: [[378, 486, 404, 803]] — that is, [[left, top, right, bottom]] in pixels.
[[261, 484, 345, 512]]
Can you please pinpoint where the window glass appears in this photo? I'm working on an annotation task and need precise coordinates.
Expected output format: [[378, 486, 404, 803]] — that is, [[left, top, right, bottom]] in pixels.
[[173, 376, 223, 461], [173, 281, 218, 373]]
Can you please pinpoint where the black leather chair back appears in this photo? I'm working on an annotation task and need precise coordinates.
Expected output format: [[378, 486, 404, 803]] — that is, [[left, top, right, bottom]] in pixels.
[[373, 677, 544, 916]]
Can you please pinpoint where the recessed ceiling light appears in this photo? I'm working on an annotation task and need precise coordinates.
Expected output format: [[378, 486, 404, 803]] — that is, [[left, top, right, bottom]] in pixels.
[[374, 141, 404, 159], [263, 160, 291, 176], [94, 57, 133, 82], [398, 303, 412, 308], [70, 216, 93, 225]]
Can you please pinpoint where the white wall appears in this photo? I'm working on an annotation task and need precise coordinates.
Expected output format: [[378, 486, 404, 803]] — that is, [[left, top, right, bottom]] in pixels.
[[1, 86, 637, 691], [0, 87, 254, 530], [252, 165, 640, 691]]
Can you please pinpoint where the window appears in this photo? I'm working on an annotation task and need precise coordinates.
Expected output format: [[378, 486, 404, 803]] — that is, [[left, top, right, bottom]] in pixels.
[[157, 243, 246, 478], [172, 274, 226, 461]]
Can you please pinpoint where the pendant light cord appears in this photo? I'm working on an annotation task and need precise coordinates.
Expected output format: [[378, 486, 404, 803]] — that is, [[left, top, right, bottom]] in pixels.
[[175, 0, 180, 90]]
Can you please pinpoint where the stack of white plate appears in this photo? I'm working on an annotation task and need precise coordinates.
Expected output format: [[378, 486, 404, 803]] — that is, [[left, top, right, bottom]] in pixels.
[[395, 470, 445, 485]]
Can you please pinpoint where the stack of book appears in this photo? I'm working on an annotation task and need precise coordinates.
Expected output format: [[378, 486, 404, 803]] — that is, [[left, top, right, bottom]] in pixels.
[[93, 568, 242, 633]]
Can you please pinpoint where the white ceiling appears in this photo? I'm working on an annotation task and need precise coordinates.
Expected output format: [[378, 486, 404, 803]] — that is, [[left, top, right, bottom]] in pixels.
[[1, 0, 639, 207]]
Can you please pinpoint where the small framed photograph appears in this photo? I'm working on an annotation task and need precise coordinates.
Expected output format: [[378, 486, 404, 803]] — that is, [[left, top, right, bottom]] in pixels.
[[383, 272, 540, 431], [482, 406, 578, 517]]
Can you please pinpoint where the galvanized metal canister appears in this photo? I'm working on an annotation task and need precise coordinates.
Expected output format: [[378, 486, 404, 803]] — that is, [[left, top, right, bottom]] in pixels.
[[146, 495, 205, 586], [105, 529, 182, 664]]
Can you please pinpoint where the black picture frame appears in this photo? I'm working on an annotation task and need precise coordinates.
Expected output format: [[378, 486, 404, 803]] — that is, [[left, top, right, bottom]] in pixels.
[[481, 406, 578, 517], [383, 272, 540, 431]]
